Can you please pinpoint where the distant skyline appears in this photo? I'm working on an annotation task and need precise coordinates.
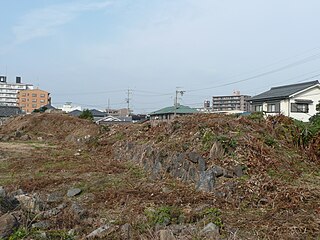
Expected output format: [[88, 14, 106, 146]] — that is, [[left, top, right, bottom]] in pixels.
[[1, 0, 320, 113]]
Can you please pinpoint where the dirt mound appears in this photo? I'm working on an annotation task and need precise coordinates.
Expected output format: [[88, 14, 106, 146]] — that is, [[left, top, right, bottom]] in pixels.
[[0, 113, 99, 143]]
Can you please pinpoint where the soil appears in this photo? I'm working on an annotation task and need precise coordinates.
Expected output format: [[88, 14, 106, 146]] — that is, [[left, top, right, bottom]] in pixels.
[[0, 113, 319, 239]]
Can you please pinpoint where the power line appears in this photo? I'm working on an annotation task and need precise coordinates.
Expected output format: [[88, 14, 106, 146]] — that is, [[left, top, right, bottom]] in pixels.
[[186, 52, 320, 93]]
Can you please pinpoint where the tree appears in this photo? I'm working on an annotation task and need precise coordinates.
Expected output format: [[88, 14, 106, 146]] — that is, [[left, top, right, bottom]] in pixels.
[[309, 101, 320, 124], [79, 109, 93, 121]]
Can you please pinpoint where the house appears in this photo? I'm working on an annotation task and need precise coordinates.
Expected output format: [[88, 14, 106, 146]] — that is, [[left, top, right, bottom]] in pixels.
[[250, 80, 320, 122], [149, 105, 198, 123], [96, 115, 133, 125], [68, 109, 107, 122], [0, 106, 21, 125]]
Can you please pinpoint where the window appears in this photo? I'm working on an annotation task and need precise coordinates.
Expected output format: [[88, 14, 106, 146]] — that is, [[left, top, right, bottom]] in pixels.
[[267, 104, 276, 112], [267, 102, 280, 112], [22, 98, 26, 102], [254, 105, 263, 112], [32, 93, 37, 97], [32, 99, 37, 102], [40, 99, 45, 103], [22, 93, 26, 97], [40, 94, 45, 97], [32, 104, 37, 108], [291, 103, 309, 113]]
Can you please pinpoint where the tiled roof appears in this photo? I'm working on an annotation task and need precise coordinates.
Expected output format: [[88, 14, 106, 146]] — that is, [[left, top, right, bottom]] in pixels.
[[149, 105, 198, 115], [251, 80, 319, 102], [0, 106, 21, 117]]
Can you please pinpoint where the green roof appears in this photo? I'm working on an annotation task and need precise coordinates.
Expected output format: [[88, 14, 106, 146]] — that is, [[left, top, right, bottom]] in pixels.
[[149, 105, 198, 115]]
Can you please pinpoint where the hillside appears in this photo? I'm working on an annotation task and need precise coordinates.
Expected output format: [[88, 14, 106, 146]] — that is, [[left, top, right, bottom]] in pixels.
[[0, 113, 319, 239]]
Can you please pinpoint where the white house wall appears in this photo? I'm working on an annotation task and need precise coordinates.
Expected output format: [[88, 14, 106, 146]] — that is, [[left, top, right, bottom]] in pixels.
[[289, 86, 320, 122]]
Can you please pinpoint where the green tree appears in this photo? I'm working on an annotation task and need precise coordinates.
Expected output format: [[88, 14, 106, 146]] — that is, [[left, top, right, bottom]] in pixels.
[[309, 101, 320, 124], [79, 109, 93, 121]]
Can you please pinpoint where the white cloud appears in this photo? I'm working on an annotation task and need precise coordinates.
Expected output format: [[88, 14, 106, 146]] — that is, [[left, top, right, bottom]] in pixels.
[[12, 1, 112, 44]]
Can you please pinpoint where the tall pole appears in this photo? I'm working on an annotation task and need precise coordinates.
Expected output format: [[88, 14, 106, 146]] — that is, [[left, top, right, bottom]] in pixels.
[[174, 87, 185, 118], [107, 98, 110, 115], [126, 89, 132, 116]]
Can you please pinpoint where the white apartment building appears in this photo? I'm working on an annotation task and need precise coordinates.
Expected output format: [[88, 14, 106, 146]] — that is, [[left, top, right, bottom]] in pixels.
[[0, 76, 34, 107]]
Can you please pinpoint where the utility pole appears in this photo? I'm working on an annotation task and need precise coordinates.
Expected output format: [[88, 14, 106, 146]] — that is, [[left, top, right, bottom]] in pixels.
[[125, 89, 132, 116], [107, 98, 110, 115], [174, 87, 185, 117]]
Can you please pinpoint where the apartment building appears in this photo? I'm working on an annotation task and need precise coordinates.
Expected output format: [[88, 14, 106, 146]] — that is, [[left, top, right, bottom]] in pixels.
[[212, 92, 251, 112], [17, 89, 51, 113], [0, 76, 34, 107]]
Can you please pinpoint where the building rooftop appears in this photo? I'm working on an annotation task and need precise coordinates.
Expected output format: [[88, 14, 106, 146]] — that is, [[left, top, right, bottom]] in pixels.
[[0, 106, 21, 117], [250, 80, 319, 101], [149, 105, 198, 115]]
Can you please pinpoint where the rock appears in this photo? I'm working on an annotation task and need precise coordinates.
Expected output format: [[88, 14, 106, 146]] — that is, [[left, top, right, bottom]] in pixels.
[[198, 157, 206, 172], [0, 214, 19, 239], [196, 169, 215, 192], [42, 203, 67, 218], [47, 192, 64, 203], [32, 220, 51, 229], [86, 224, 116, 239], [0, 196, 19, 214], [14, 131, 22, 138], [11, 189, 24, 197], [209, 142, 225, 159], [223, 169, 234, 178], [20, 134, 31, 141], [258, 198, 268, 205], [15, 194, 44, 213], [67, 188, 82, 197], [212, 166, 224, 177], [234, 165, 244, 177], [159, 229, 176, 240], [188, 152, 201, 163], [200, 222, 220, 235], [70, 203, 87, 220], [120, 223, 132, 240], [0, 186, 6, 197], [1, 135, 10, 141]]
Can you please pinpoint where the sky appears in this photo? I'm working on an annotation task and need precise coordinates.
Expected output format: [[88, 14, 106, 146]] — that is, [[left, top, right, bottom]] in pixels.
[[1, 0, 320, 113]]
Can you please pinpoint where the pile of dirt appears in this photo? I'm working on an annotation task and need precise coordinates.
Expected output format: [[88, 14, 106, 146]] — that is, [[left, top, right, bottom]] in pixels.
[[0, 113, 99, 143], [0, 113, 319, 239], [93, 113, 320, 239]]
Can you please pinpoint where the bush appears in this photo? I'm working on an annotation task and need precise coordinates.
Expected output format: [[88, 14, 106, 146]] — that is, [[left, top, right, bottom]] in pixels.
[[79, 109, 93, 121]]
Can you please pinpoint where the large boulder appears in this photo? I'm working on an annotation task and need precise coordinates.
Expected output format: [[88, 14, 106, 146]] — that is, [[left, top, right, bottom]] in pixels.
[[0, 214, 19, 239]]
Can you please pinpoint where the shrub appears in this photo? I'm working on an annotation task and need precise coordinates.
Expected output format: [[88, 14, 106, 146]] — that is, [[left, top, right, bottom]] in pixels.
[[79, 109, 93, 121]]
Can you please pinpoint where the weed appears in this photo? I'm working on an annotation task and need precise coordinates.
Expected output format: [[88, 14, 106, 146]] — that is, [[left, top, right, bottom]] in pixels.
[[201, 208, 224, 227], [145, 205, 183, 226], [9, 228, 28, 240], [264, 135, 278, 147], [202, 130, 238, 154], [115, 132, 125, 141], [247, 112, 264, 122], [9, 228, 74, 240], [201, 130, 215, 150]]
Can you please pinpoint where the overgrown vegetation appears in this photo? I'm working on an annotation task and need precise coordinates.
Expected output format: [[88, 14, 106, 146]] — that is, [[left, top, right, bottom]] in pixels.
[[145, 205, 183, 226], [79, 109, 93, 121]]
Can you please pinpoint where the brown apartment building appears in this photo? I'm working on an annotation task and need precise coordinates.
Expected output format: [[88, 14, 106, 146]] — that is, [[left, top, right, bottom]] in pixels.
[[17, 89, 51, 113]]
